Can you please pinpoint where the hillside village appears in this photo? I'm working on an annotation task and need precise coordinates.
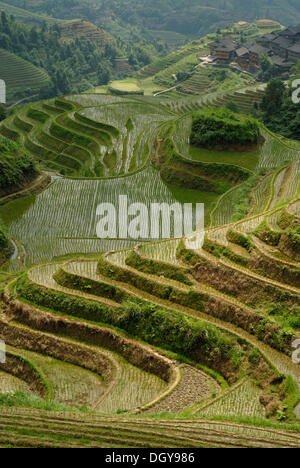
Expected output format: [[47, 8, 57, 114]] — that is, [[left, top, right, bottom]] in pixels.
[[210, 25, 300, 74]]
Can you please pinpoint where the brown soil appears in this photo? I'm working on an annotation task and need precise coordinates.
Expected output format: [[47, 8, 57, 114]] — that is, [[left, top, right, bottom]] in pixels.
[[146, 364, 220, 413]]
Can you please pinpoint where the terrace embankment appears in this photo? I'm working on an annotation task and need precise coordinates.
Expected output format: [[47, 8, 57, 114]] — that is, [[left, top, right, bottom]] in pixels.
[[0, 318, 115, 386], [2, 289, 177, 384], [278, 232, 300, 262], [180, 244, 299, 306], [0, 172, 51, 206], [254, 220, 300, 263], [98, 251, 295, 355], [154, 129, 250, 193], [247, 244, 300, 288], [0, 353, 47, 398]]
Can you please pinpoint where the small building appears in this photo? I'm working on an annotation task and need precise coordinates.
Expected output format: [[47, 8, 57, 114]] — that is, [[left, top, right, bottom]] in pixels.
[[271, 36, 293, 59], [257, 33, 277, 45], [235, 47, 249, 69], [249, 44, 270, 66], [278, 25, 300, 41], [270, 55, 294, 72], [210, 39, 238, 63], [288, 43, 300, 61]]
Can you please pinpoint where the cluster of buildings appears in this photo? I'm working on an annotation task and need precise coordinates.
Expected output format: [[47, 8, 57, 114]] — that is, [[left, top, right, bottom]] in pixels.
[[209, 25, 300, 74]]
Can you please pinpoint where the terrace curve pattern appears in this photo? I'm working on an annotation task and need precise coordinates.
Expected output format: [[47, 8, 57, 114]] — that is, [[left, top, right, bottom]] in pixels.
[[0, 85, 300, 448]]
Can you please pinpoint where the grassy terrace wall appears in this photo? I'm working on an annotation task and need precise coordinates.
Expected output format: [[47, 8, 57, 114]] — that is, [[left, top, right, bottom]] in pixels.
[[0, 320, 114, 387], [4, 293, 175, 384], [54, 267, 130, 304], [253, 222, 282, 247], [74, 112, 120, 139], [253, 222, 300, 263], [179, 242, 298, 312], [248, 245, 300, 289], [154, 125, 250, 193], [108, 86, 144, 96], [0, 353, 49, 399], [126, 249, 192, 285], [177, 243, 296, 353], [99, 254, 296, 354], [225, 226, 300, 288], [278, 209, 300, 230], [0, 223, 13, 266], [279, 230, 300, 262], [202, 237, 249, 267], [15, 273, 246, 381]]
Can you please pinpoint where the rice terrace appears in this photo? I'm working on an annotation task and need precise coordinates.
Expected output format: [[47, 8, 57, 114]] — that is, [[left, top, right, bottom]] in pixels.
[[0, 0, 300, 452]]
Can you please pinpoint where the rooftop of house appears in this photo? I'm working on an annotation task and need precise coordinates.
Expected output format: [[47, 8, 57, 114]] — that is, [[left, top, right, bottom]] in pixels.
[[248, 44, 270, 55], [288, 43, 300, 53], [278, 25, 300, 37], [236, 47, 249, 57], [210, 39, 238, 52], [258, 33, 277, 42], [272, 36, 294, 48], [270, 55, 294, 67]]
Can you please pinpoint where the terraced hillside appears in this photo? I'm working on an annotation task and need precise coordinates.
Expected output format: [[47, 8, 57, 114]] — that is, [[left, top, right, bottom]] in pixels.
[[0, 82, 300, 448], [0, 49, 51, 104], [58, 20, 114, 45]]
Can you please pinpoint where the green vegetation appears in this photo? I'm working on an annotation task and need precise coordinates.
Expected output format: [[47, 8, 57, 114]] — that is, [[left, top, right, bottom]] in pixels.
[[0, 391, 88, 412], [0, 135, 36, 194], [0, 12, 161, 102], [5, 0, 299, 37], [191, 108, 260, 149], [0, 23, 300, 444], [260, 79, 300, 140], [16, 273, 242, 377], [109, 79, 144, 95], [189, 146, 259, 171], [0, 221, 11, 265], [0, 48, 50, 103], [125, 250, 192, 285]]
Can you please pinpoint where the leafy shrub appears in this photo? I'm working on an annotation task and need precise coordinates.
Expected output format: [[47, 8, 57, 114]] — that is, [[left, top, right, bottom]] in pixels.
[[191, 107, 260, 149], [227, 229, 253, 252]]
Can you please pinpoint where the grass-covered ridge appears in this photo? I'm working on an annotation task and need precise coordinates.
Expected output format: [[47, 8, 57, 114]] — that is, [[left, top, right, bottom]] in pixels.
[[191, 108, 260, 150]]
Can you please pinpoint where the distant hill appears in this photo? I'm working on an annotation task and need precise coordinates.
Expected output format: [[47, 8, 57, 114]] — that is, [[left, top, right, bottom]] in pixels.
[[0, 13, 151, 103], [0, 49, 50, 104], [0, 1, 61, 26], [5, 0, 300, 37], [58, 19, 114, 45]]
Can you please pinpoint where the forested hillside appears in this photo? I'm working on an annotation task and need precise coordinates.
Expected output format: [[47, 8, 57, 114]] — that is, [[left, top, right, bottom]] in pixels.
[[6, 0, 300, 37], [0, 12, 160, 102]]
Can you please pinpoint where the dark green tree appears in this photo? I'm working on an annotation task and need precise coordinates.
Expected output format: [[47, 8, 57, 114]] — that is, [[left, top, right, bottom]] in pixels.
[[260, 80, 286, 116]]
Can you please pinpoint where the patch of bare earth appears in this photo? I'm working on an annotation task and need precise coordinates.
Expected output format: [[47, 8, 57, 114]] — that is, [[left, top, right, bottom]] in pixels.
[[146, 364, 220, 413]]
